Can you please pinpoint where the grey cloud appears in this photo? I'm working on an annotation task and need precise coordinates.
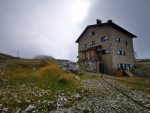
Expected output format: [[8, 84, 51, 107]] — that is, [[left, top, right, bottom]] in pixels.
[[0, 0, 149, 61]]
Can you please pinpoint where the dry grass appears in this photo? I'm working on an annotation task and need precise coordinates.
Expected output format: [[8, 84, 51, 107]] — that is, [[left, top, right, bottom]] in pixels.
[[5, 59, 78, 91], [103, 75, 150, 94]]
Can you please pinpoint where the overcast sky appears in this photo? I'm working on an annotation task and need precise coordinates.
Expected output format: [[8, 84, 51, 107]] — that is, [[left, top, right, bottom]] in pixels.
[[0, 0, 150, 61]]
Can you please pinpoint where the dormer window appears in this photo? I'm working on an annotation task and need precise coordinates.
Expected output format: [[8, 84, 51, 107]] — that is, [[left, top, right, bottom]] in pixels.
[[101, 36, 109, 42], [116, 37, 120, 42]]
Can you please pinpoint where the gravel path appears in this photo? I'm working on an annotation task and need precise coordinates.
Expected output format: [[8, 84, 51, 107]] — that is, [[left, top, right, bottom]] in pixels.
[[70, 78, 150, 113]]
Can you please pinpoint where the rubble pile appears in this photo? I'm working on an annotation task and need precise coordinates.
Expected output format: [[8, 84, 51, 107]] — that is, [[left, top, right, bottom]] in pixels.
[[59, 61, 82, 74]]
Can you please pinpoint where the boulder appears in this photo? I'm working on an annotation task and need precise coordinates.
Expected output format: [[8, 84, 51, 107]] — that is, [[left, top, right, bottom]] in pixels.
[[59, 61, 82, 74]]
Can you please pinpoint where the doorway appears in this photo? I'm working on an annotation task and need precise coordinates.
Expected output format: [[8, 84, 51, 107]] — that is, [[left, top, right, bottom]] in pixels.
[[99, 63, 104, 73]]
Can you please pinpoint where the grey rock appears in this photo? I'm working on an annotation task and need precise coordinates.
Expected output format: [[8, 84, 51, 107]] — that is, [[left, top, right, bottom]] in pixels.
[[25, 105, 36, 112], [32, 67, 36, 71], [0, 104, 2, 109], [75, 76, 80, 80], [79, 61, 97, 72], [2, 107, 8, 112], [74, 93, 81, 99], [15, 107, 21, 113], [59, 61, 82, 74]]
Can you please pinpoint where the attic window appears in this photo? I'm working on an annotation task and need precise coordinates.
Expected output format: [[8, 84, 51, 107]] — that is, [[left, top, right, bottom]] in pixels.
[[92, 31, 95, 35], [101, 36, 109, 42], [116, 37, 120, 42]]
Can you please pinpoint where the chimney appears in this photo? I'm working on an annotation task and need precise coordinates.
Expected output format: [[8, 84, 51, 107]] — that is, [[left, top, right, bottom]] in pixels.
[[107, 19, 112, 23], [96, 19, 102, 25]]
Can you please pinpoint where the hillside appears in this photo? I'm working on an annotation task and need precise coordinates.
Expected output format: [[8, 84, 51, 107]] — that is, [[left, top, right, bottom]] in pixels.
[[0, 53, 18, 59], [132, 59, 150, 77], [33, 55, 55, 60], [0, 55, 150, 113]]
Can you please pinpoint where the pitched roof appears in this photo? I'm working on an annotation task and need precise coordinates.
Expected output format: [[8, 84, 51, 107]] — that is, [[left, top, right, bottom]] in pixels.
[[75, 20, 137, 43]]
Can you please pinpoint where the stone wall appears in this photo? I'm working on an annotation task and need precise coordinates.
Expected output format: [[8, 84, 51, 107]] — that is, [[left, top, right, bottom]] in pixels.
[[77, 23, 135, 74], [78, 61, 97, 72]]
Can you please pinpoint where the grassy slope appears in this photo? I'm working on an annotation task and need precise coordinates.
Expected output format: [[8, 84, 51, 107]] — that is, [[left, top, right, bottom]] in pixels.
[[132, 60, 150, 77], [0, 59, 79, 112], [103, 75, 150, 94], [5, 59, 78, 91], [2, 58, 150, 94]]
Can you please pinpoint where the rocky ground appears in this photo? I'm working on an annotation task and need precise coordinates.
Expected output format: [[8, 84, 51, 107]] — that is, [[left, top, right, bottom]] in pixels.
[[0, 60, 150, 113], [71, 77, 150, 113]]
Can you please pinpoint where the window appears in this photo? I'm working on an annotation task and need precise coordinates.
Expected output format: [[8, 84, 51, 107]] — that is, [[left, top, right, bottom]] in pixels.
[[118, 63, 126, 69], [89, 31, 95, 36], [117, 50, 122, 55], [121, 51, 126, 56], [127, 64, 133, 70], [101, 36, 109, 42], [117, 50, 125, 56], [116, 37, 120, 42], [122, 64, 126, 68], [91, 41, 95, 45], [102, 49, 110, 54], [124, 40, 128, 45], [118, 63, 123, 68], [92, 31, 95, 36], [83, 43, 87, 48]]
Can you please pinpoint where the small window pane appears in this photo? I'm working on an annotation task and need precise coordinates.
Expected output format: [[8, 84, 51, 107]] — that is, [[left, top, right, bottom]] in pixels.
[[116, 37, 120, 42], [124, 41, 128, 45], [101, 36, 109, 42]]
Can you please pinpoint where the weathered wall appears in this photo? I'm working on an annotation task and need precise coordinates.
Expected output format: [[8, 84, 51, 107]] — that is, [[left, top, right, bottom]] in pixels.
[[78, 26, 113, 73], [78, 61, 97, 72], [110, 28, 135, 70], [77, 24, 135, 74]]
